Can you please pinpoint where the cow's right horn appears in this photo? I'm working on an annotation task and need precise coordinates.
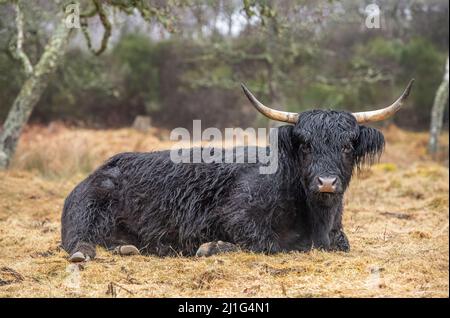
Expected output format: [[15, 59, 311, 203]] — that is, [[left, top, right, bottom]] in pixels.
[[241, 83, 300, 124], [352, 79, 414, 124]]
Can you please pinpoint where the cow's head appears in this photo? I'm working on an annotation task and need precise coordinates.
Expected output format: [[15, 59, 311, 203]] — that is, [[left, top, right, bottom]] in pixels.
[[241, 80, 414, 201]]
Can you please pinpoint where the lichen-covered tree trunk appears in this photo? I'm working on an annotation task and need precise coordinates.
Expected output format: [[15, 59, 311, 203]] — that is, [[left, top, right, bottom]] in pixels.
[[428, 56, 449, 156], [266, 0, 286, 129], [0, 20, 72, 169]]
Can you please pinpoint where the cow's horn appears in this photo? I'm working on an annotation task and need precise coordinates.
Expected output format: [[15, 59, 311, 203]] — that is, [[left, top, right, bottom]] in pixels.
[[241, 83, 299, 124], [352, 79, 414, 124]]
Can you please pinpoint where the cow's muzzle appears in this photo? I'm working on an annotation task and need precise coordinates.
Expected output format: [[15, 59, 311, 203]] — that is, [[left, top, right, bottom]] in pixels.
[[317, 176, 338, 193]]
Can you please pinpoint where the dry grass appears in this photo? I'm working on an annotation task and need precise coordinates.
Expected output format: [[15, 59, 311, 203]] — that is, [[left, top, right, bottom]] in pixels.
[[0, 124, 448, 297]]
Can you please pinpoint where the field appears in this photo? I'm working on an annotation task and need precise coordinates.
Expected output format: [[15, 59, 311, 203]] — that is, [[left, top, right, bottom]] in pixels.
[[0, 124, 448, 297]]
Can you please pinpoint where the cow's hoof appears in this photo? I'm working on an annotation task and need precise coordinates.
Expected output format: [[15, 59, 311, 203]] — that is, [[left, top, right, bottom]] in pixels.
[[69, 251, 88, 262], [113, 245, 140, 256], [196, 241, 239, 257], [329, 229, 351, 252]]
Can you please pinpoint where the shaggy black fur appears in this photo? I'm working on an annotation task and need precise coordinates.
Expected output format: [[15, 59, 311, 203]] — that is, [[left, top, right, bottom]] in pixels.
[[61, 110, 384, 258]]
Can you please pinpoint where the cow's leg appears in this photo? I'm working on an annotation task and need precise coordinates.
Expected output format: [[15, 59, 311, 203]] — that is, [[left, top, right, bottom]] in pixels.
[[329, 228, 350, 252], [328, 207, 350, 252], [62, 184, 116, 262], [311, 222, 332, 250], [325, 205, 350, 252], [196, 241, 240, 257]]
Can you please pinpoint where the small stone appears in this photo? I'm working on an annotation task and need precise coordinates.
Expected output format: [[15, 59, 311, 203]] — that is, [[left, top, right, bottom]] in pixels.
[[132, 116, 152, 132]]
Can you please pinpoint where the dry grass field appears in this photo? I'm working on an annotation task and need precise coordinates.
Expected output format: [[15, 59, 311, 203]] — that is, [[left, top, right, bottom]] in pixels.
[[0, 123, 448, 297]]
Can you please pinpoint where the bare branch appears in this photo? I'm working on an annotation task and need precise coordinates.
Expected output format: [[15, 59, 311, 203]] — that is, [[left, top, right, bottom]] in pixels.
[[79, 1, 97, 19], [11, 0, 34, 76], [81, 0, 112, 56]]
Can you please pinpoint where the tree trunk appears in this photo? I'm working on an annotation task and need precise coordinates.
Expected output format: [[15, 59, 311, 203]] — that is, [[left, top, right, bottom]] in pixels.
[[428, 56, 449, 157], [266, 0, 286, 129], [0, 20, 72, 169]]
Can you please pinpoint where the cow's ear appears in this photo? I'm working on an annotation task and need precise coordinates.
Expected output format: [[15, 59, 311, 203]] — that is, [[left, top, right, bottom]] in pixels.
[[354, 125, 385, 168]]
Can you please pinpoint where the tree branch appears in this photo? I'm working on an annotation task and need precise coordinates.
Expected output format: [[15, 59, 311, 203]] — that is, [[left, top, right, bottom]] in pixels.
[[11, 1, 34, 76], [81, 0, 112, 56]]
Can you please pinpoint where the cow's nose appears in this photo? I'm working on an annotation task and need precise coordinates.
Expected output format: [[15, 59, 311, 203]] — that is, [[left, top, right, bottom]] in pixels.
[[317, 177, 337, 193]]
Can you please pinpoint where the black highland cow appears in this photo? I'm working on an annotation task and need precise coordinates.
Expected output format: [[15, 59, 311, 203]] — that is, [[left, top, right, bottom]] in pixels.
[[61, 80, 414, 262]]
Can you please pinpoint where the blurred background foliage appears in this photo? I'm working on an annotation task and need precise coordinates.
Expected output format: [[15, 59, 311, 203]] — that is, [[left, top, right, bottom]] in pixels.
[[0, 0, 448, 130]]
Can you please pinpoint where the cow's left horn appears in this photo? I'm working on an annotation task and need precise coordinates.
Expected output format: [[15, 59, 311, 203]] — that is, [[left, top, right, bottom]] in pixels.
[[352, 79, 414, 124], [241, 83, 299, 124]]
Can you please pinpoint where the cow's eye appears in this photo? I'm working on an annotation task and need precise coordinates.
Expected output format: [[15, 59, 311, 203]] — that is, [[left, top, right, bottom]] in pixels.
[[342, 145, 352, 154]]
